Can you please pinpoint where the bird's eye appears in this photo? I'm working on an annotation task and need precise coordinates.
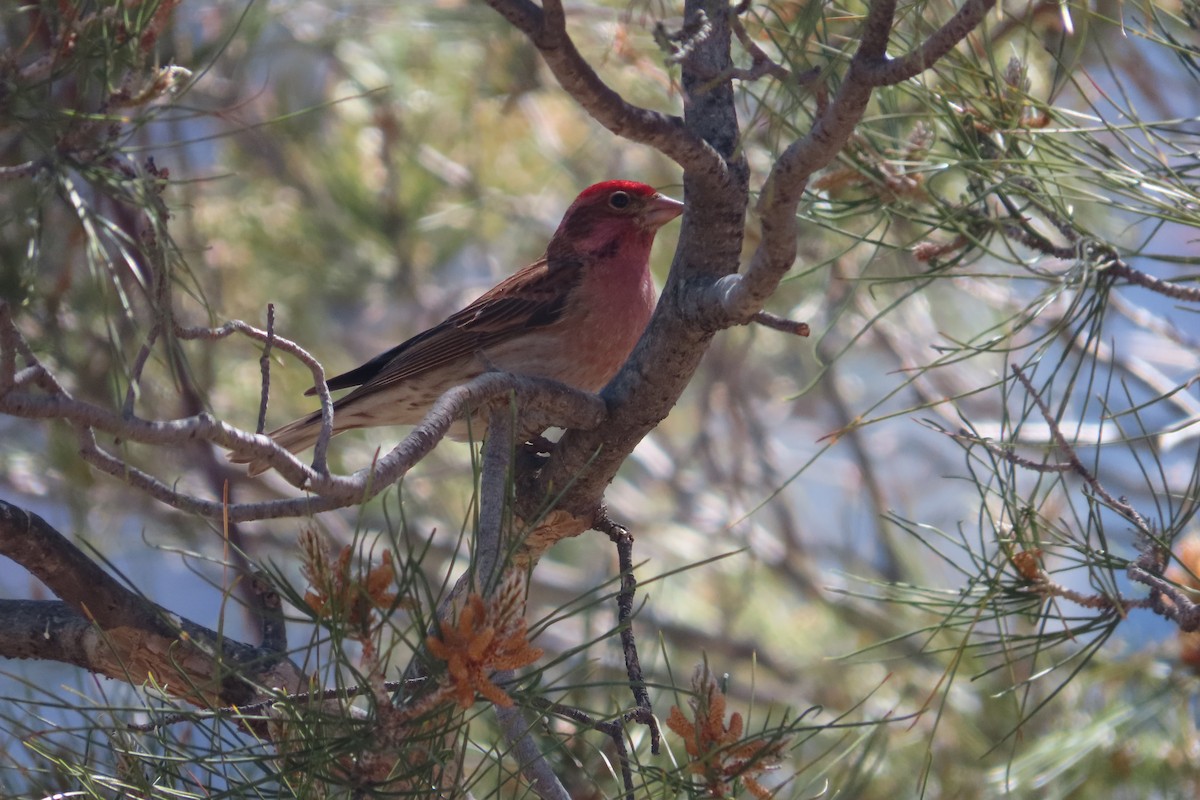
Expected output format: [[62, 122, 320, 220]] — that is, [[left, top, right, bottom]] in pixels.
[[608, 191, 631, 209]]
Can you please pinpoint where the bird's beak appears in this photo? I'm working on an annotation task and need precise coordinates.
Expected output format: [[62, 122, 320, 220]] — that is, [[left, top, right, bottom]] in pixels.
[[640, 193, 685, 231]]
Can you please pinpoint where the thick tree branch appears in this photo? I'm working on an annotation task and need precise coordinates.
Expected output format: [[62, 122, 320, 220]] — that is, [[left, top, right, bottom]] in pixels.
[[518, 0, 749, 548], [519, 0, 870, 531], [0, 500, 306, 706], [0, 600, 102, 666], [511, 0, 998, 554], [483, 0, 727, 185]]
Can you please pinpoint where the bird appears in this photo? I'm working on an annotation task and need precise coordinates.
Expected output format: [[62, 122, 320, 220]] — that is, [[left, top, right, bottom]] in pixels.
[[234, 180, 684, 476]]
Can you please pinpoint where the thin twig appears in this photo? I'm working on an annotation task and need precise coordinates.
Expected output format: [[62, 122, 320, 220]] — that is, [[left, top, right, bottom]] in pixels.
[[748, 311, 810, 337], [1010, 550, 1151, 613], [1105, 262, 1200, 303], [174, 318, 336, 473], [989, 179, 1200, 303], [1010, 364, 1150, 532], [953, 431, 1076, 472], [997, 221, 1077, 260], [0, 161, 40, 181], [593, 507, 660, 754], [729, 13, 790, 82], [257, 304, 275, 435], [122, 324, 162, 418], [526, 697, 639, 800]]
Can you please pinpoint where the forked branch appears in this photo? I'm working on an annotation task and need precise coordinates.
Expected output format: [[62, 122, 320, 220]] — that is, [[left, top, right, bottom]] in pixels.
[[0, 500, 306, 706], [0, 302, 607, 522], [712, 0, 998, 325], [483, 0, 726, 183]]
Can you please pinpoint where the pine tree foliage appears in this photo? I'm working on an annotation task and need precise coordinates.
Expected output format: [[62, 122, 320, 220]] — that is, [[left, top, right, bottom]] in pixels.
[[0, 0, 1198, 798]]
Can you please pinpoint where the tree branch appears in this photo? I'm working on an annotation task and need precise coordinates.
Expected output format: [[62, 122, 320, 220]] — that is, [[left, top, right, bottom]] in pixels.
[[518, 0, 750, 550], [594, 510, 660, 753], [859, 0, 997, 86], [495, 702, 571, 800], [477, 401, 516, 596], [516, 0, 998, 551], [0, 302, 607, 522], [0, 500, 306, 706], [483, 0, 727, 184], [708, 0, 994, 325], [1105, 262, 1200, 303]]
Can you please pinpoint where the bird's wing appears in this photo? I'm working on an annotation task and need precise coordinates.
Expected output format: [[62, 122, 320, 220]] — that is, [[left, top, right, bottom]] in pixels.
[[312, 257, 575, 397]]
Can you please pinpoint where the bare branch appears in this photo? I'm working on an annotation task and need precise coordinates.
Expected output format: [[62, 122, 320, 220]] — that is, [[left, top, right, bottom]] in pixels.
[[0, 161, 41, 181], [593, 509, 660, 753], [493, 701, 571, 800], [122, 324, 161, 418], [1105, 262, 1200, 303], [483, 0, 726, 182], [0, 301, 607, 522], [97, 372, 602, 521], [257, 304, 275, 435], [858, 0, 996, 86], [729, 14, 790, 82], [477, 402, 516, 596], [0, 500, 306, 705], [748, 310, 810, 337], [174, 318, 337, 467]]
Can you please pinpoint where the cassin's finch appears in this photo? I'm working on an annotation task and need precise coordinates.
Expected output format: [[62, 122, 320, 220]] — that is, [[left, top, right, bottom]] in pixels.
[[235, 180, 683, 476]]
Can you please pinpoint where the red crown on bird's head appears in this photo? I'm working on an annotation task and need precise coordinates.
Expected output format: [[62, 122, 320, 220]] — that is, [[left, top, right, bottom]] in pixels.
[[574, 180, 660, 204]]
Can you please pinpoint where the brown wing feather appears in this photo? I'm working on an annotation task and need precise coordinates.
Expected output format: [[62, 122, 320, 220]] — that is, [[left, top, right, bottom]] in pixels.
[[326, 257, 575, 400]]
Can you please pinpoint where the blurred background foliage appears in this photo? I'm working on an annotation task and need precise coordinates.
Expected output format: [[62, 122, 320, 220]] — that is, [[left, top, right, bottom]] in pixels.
[[1, 0, 1199, 797]]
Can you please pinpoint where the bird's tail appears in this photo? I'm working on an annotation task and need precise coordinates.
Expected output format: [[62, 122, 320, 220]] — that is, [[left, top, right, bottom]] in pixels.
[[229, 411, 331, 477]]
